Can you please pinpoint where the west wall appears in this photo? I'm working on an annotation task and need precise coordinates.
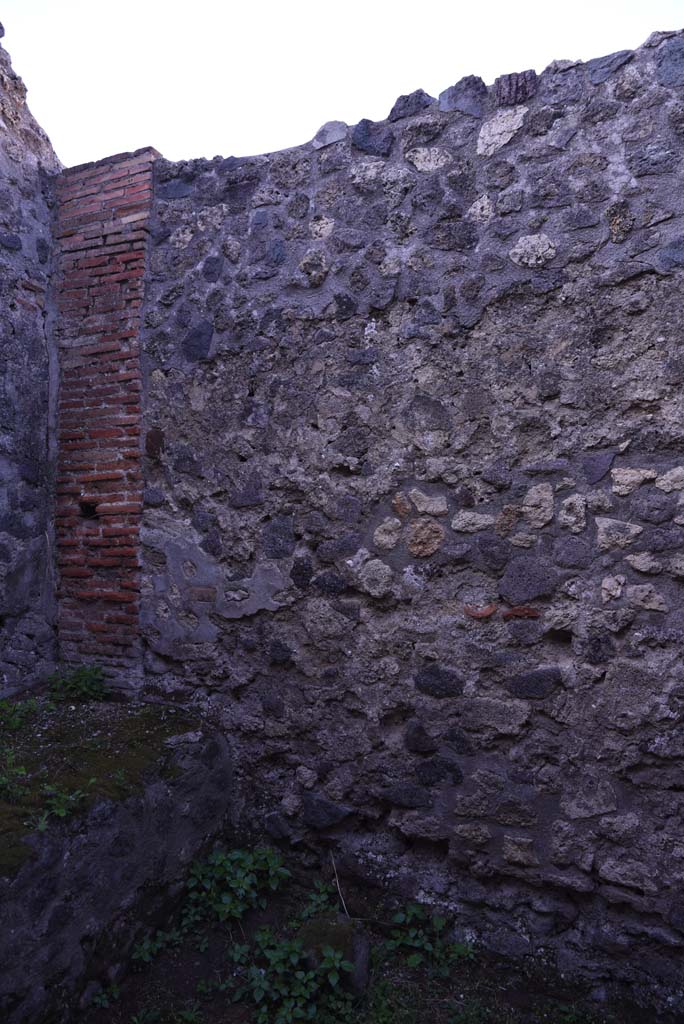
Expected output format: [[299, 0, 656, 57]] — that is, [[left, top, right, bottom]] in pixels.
[[137, 30, 684, 1003], [0, 30, 59, 692]]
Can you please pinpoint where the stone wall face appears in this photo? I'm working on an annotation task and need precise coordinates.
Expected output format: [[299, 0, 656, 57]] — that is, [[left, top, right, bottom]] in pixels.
[[138, 30, 684, 1001], [0, 36, 59, 692]]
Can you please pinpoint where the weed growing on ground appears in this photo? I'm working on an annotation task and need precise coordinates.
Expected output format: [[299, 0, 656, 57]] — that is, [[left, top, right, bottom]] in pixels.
[[556, 1006, 604, 1024], [363, 978, 419, 1024], [233, 927, 354, 1024], [183, 845, 290, 927], [132, 929, 183, 966], [448, 999, 493, 1024], [130, 1010, 162, 1024], [0, 747, 28, 802], [90, 983, 120, 1009], [382, 902, 475, 975], [49, 665, 110, 702], [297, 879, 338, 921], [42, 782, 91, 818], [0, 697, 39, 732], [172, 1003, 204, 1023]]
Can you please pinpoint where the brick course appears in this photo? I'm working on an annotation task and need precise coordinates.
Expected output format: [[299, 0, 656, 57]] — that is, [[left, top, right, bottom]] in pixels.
[[54, 148, 157, 675]]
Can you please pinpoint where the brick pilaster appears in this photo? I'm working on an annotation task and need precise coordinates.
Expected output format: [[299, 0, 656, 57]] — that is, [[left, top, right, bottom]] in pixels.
[[54, 148, 157, 676]]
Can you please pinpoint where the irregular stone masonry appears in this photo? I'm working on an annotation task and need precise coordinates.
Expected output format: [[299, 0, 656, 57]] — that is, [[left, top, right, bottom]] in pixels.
[[54, 149, 157, 675], [137, 31, 684, 1008], [0, 35, 59, 691], [4, 22, 684, 1015]]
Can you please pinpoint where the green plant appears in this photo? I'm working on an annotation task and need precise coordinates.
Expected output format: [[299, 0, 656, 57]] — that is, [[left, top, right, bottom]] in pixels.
[[31, 810, 50, 833], [196, 976, 230, 997], [555, 1006, 602, 1024], [0, 697, 38, 732], [448, 1000, 493, 1024], [0, 747, 27, 802], [91, 983, 120, 1008], [383, 903, 475, 974], [298, 880, 338, 921], [363, 979, 418, 1024], [130, 1009, 162, 1024], [49, 664, 110, 701], [132, 928, 183, 965], [173, 1003, 203, 1024], [183, 846, 290, 927], [41, 782, 91, 819], [234, 929, 353, 1024]]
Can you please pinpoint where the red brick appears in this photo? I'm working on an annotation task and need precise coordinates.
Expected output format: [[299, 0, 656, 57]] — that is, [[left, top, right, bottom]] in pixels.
[[55, 151, 153, 668]]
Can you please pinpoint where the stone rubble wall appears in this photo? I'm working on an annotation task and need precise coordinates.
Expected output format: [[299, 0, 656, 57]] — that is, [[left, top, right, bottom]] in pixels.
[[0, 29, 60, 692], [138, 29, 684, 1005]]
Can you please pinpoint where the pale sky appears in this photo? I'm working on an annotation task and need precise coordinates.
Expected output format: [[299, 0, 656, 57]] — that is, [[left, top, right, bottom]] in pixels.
[[2, 0, 683, 168]]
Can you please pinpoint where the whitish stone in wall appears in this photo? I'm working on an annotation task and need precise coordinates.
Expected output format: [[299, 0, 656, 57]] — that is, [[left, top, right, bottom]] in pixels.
[[312, 121, 348, 149], [625, 552, 662, 574], [357, 559, 393, 597], [451, 510, 496, 532], [454, 823, 492, 848], [409, 488, 448, 516], [310, 215, 335, 239], [503, 835, 539, 867], [668, 554, 684, 578], [610, 467, 657, 495], [559, 494, 587, 533], [510, 533, 537, 547], [595, 518, 643, 550], [602, 575, 626, 602], [522, 483, 554, 528], [655, 466, 684, 492], [476, 105, 527, 156], [586, 489, 614, 513], [373, 517, 402, 551], [408, 519, 445, 556], [597, 857, 658, 895], [459, 697, 530, 736], [405, 147, 452, 171], [560, 775, 617, 819], [509, 233, 557, 267], [298, 249, 329, 286], [625, 584, 668, 612], [466, 194, 494, 223]]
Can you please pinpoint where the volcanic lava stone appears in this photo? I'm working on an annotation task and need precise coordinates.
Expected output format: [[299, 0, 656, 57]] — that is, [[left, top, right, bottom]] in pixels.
[[388, 89, 433, 122], [351, 119, 395, 157], [507, 666, 562, 699], [302, 793, 352, 829], [499, 556, 559, 604], [415, 663, 465, 698], [404, 719, 439, 753]]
